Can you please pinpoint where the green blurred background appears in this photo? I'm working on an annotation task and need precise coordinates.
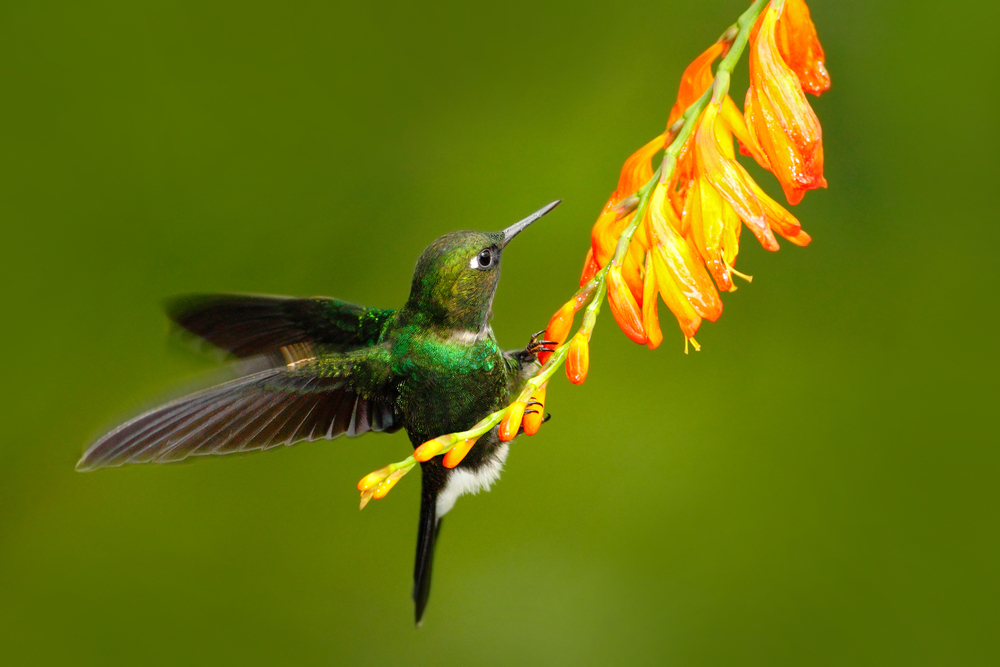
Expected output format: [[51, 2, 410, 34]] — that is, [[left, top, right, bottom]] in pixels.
[[1, 0, 996, 664]]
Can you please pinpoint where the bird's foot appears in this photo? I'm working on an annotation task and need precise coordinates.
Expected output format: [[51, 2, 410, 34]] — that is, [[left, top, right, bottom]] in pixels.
[[523, 329, 557, 360]]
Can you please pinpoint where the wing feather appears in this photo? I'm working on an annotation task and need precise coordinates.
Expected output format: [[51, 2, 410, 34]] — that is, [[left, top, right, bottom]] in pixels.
[[167, 294, 394, 357], [78, 354, 400, 471]]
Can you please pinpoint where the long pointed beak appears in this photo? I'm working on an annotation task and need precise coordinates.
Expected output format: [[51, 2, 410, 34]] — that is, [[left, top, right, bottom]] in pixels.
[[501, 200, 561, 247]]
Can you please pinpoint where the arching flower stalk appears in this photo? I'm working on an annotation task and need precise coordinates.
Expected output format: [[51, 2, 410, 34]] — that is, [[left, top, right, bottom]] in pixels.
[[358, 0, 831, 506]]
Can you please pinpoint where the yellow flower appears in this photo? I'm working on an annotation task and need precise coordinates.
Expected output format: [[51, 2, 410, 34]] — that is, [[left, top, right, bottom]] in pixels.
[[646, 183, 722, 340], [695, 101, 811, 254]]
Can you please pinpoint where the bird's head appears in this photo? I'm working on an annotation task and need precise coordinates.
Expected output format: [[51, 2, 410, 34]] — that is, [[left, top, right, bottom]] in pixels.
[[405, 201, 560, 333]]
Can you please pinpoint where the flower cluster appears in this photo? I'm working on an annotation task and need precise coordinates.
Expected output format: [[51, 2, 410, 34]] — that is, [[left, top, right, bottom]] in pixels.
[[356, 0, 831, 505], [573, 0, 829, 357]]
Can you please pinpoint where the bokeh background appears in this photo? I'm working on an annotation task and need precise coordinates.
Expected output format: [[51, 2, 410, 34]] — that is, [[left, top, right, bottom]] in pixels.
[[1, 0, 996, 664]]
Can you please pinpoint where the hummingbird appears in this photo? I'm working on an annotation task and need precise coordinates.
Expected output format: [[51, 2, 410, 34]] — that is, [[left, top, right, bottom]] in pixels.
[[77, 200, 561, 624]]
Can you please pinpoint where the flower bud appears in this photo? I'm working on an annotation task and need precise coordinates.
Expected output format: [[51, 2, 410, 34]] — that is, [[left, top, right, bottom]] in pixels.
[[413, 434, 453, 462], [566, 332, 590, 385], [607, 265, 647, 344], [372, 467, 409, 500], [357, 465, 392, 492], [522, 385, 547, 436], [442, 437, 478, 469], [498, 401, 527, 442], [359, 490, 374, 510]]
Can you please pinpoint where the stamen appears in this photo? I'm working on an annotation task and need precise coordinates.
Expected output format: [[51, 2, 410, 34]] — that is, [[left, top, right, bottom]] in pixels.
[[731, 267, 754, 283]]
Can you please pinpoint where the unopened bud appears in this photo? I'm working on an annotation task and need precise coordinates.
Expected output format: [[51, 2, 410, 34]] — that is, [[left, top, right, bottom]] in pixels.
[[372, 467, 410, 500], [546, 301, 577, 345], [613, 195, 640, 221], [357, 465, 392, 492], [498, 401, 527, 442], [522, 385, 547, 436], [442, 437, 478, 469], [566, 332, 590, 385], [414, 434, 453, 462]]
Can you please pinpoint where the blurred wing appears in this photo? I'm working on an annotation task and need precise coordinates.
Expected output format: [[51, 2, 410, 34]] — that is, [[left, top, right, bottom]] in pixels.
[[166, 293, 394, 358], [77, 349, 400, 471]]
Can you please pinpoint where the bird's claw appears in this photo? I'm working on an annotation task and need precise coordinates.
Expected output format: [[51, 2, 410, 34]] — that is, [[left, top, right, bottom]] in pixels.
[[525, 330, 558, 358]]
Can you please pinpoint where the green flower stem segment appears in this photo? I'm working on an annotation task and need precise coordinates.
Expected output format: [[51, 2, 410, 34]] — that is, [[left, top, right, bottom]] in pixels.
[[356, 0, 771, 507]]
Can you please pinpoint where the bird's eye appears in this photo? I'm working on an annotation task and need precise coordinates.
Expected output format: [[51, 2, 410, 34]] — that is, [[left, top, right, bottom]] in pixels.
[[470, 248, 494, 270]]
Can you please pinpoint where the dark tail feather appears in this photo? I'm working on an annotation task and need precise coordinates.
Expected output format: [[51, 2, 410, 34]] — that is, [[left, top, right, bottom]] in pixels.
[[413, 479, 443, 625]]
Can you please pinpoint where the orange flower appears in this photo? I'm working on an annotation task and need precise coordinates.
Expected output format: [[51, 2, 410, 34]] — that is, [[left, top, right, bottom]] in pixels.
[[746, 1, 826, 205], [753, 0, 830, 96], [607, 265, 647, 344]]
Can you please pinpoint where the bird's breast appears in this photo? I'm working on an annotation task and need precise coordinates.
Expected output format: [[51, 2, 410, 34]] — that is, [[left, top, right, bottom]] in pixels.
[[435, 441, 510, 517], [392, 331, 514, 441]]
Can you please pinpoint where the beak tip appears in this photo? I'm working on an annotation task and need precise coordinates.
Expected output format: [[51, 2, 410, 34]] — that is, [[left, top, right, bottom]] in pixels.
[[502, 199, 562, 246]]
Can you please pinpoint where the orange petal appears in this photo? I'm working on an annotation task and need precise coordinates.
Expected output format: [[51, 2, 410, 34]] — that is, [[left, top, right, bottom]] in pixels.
[[642, 254, 664, 350], [695, 102, 780, 252], [647, 184, 722, 323], [688, 175, 734, 291], [614, 133, 667, 201], [498, 401, 527, 442], [546, 300, 577, 346], [540, 300, 576, 365], [651, 252, 702, 339], [776, 0, 830, 96], [623, 242, 645, 306], [668, 42, 727, 127], [566, 332, 590, 385], [522, 385, 546, 436], [744, 176, 811, 245], [442, 438, 477, 469], [591, 206, 625, 267], [721, 94, 770, 170], [608, 265, 647, 344], [749, 4, 826, 203], [579, 247, 600, 286]]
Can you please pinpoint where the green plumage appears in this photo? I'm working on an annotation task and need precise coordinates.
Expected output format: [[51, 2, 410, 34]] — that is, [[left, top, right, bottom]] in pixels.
[[78, 200, 561, 624]]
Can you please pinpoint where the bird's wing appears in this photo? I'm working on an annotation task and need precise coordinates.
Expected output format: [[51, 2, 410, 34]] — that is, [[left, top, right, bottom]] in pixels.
[[166, 293, 395, 358], [77, 347, 400, 471]]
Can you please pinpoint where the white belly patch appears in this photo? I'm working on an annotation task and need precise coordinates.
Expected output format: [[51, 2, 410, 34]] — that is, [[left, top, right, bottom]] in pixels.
[[435, 443, 510, 517]]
